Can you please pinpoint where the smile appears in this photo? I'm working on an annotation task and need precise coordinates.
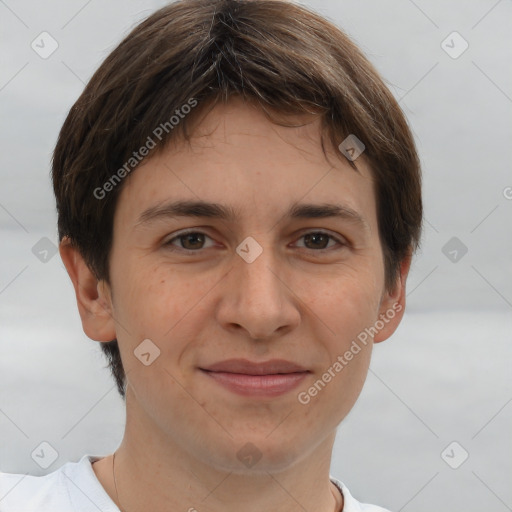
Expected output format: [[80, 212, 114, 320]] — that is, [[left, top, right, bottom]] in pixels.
[[199, 359, 310, 397]]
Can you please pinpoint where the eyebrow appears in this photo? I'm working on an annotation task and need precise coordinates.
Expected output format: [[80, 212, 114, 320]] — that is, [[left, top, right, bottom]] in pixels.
[[135, 199, 369, 230]]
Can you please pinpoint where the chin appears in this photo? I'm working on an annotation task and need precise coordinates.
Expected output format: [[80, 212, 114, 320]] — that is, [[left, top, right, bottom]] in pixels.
[[204, 433, 310, 475]]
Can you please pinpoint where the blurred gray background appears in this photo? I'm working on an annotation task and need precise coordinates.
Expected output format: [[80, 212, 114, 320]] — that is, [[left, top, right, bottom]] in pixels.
[[0, 0, 511, 510]]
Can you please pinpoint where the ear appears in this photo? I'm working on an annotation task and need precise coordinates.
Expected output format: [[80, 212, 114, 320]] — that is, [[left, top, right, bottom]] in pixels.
[[59, 237, 117, 342], [373, 250, 412, 344]]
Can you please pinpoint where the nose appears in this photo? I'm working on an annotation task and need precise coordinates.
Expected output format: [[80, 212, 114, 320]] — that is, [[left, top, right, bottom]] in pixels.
[[216, 241, 301, 340]]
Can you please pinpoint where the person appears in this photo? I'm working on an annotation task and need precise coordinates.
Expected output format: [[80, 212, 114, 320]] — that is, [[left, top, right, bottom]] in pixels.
[[0, 0, 422, 510]]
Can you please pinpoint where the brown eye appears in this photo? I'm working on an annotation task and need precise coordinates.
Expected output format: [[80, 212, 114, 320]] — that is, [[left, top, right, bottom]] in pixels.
[[179, 232, 206, 250], [303, 232, 331, 249], [164, 231, 215, 252], [296, 231, 344, 251]]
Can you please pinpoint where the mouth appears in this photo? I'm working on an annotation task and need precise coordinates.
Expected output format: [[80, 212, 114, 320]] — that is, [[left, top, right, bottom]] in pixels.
[[199, 359, 310, 397]]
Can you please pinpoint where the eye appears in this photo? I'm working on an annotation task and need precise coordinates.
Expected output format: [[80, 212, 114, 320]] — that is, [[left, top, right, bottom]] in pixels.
[[294, 231, 345, 251], [163, 229, 346, 253], [163, 230, 216, 252]]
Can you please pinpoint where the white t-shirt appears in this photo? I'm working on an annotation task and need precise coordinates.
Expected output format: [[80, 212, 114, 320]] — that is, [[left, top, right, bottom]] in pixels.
[[0, 454, 391, 512]]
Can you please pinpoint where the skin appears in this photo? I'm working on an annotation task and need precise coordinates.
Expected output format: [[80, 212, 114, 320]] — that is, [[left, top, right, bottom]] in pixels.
[[60, 96, 411, 512]]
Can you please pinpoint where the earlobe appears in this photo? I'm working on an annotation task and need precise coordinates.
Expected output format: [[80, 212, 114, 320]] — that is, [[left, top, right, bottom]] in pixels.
[[59, 237, 117, 342], [373, 251, 412, 344]]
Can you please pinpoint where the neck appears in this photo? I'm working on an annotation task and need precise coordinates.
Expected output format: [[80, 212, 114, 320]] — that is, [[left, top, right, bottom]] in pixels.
[[112, 439, 342, 512], [107, 391, 342, 512]]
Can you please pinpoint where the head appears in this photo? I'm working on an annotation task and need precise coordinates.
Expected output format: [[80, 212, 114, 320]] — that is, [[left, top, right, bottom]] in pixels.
[[53, 0, 421, 472]]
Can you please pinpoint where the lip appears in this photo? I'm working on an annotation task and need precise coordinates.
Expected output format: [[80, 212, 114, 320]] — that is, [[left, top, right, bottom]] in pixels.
[[202, 358, 308, 375], [199, 359, 310, 397]]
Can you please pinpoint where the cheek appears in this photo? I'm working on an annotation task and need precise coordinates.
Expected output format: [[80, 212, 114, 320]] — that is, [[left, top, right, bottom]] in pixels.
[[298, 266, 380, 401], [110, 265, 199, 401], [111, 261, 218, 361], [308, 265, 383, 334], [116, 270, 182, 338]]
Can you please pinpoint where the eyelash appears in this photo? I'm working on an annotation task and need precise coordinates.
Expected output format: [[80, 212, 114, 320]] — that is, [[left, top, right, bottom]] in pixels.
[[163, 229, 347, 254]]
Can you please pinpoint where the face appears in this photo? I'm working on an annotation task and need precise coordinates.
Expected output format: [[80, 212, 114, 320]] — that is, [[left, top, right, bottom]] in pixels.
[[69, 97, 409, 473]]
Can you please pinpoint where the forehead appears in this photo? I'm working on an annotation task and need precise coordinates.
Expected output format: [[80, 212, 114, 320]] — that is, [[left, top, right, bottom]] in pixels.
[[115, 98, 377, 232]]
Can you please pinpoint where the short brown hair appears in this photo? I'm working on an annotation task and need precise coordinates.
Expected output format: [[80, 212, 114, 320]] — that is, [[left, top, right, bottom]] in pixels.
[[52, 0, 422, 399]]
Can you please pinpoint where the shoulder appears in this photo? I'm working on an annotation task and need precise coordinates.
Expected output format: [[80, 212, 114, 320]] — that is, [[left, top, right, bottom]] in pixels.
[[0, 454, 118, 512], [0, 467, 69, 512], [330, 475, 393, 512]]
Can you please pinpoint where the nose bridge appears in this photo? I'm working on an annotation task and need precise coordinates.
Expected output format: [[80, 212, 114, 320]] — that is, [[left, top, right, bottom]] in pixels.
[[235, 234, 283, 301], [220, 233, 299, 339]]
